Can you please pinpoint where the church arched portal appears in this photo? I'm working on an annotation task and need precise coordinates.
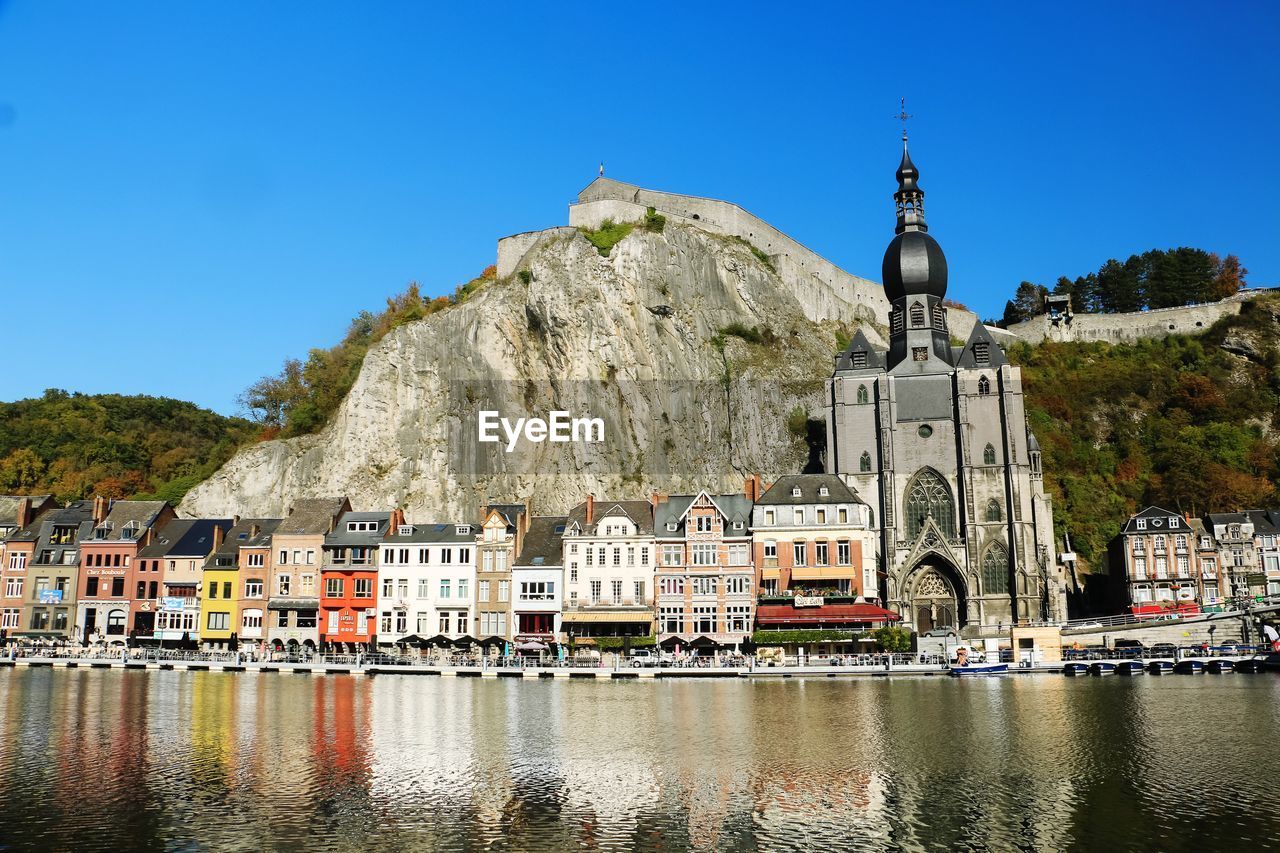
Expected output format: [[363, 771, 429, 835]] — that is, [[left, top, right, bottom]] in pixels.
[[909, 561, 967, 633]]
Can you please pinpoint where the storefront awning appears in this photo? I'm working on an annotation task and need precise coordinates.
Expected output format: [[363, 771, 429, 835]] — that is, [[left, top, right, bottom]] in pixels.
[[266, 598, 320, 611], [561, 611, 653, 624], [760, 568, 781, 581], [756, 603, 901, 626], [790, 567, 857, 581]]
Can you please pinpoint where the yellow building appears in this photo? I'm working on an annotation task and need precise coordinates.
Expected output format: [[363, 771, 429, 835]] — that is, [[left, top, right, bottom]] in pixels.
[[199, 519, 251, 650]]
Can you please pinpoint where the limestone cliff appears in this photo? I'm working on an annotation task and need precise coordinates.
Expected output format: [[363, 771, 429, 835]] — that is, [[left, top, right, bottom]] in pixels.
[[180, 220, 964, 519]]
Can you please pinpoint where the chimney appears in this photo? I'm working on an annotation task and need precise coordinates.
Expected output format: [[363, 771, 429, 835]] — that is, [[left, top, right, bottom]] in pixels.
[[250, 523, 261, 539], [211, 524, 225, 554], [650, 491, 667, 509], [744, 474, 762, 502], [92, 495, 109, 525], [585, 493, 595, 526], [389, 508, 406, 536], [14, 497, 31, 530]]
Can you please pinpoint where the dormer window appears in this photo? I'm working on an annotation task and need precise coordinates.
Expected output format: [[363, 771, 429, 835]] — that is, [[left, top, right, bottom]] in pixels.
[[851, 351, 868, 369], [791, 487, 802, 497], [347, 520, 379, 532], [733, 521, 744, 530], [1136, 518, 1146, 530], [398, 525, 413, 536], [818, 487, 829, 497], [94, 522, 113, 539], [122, 521, 140, 539], [973, 342, 990, 365], [455, 525, 470, 535], [666, 522, 677, 532]]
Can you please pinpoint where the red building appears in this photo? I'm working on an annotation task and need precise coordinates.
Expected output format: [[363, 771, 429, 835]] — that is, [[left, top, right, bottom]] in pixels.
[[75, 499, 175, 644], [320, 510, 394, 652]]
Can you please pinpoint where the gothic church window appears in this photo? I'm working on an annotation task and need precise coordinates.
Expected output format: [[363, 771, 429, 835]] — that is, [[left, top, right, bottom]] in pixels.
[[856, 384, 869, 404], [983, 444, 997, 465], [932, 304, 946, 331], [978, 375, 990, 395], [859, 452, 872, 473], [905, 469, 955, 539], [986, 500, 1002, 522], [910, 302, 925, 328], [982, 543, 1009, 595]]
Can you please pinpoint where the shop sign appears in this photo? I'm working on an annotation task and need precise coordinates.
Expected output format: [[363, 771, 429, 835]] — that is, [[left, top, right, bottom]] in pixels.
[[794, 595, 824, 608]]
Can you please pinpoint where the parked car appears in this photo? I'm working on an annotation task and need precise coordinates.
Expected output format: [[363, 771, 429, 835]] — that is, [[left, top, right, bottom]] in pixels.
[[629, 650, 671, 668]]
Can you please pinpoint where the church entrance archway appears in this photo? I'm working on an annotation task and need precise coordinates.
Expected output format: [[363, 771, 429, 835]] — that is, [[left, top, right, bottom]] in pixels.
[[909, 562, 966, 633]]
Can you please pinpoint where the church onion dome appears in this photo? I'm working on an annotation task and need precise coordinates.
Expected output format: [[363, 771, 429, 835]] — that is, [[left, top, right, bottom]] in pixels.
[[896, 146, 920, 192], [1027, 431, 1041, 453], [883, 230, 948, 302]]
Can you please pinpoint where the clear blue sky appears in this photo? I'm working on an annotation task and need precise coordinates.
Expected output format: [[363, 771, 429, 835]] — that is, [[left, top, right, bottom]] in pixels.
[[2, 1, 1277, 415]]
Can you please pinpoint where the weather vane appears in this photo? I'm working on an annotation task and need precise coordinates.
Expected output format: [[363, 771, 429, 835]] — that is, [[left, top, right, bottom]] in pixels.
[[895, 97, 913, 139]]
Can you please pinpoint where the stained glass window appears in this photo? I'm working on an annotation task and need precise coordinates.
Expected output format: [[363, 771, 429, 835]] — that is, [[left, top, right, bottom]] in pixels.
[[905, 470, 955, 539], [983, 543, 1009, 594]]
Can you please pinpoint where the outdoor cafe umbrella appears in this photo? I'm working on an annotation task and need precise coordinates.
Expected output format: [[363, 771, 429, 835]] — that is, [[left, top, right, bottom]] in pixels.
[[452, 634, 479, 647], [515, 640, 548, 652], [658, 636, 684, 651], [689, 636, 720, 650], [422, 634, 454, 648], [476, 636, 505, 648]]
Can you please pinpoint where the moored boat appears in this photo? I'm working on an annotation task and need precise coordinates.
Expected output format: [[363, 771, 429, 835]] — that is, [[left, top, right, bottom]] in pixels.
[[1117, 660, 1145, 676], [1089, 661, 1117, 676], [1235, 658, 1267, 673], [949, 663, 1009, 677], [1174, 659, 1204, 674], [1147, 660, 1174, 675], [1063, 662, 1089, 677], [1206, 659, 1234, 674]]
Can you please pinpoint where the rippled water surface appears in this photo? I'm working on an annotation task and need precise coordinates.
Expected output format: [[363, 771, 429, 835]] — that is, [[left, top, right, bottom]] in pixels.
[[0, 669, 1277, 851]]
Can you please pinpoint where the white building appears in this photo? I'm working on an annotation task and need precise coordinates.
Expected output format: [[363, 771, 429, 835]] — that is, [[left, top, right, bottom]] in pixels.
[[377, 520, 476, 643], [512, 516, 565, 647], [560, 496, 656, 642]]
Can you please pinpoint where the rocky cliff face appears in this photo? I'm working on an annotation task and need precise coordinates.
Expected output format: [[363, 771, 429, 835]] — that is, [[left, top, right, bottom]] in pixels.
[[180, 222, 891, 518]]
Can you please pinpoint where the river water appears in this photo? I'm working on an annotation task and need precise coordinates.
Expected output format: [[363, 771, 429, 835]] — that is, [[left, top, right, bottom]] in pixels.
[[0, 669, 1276, 852]]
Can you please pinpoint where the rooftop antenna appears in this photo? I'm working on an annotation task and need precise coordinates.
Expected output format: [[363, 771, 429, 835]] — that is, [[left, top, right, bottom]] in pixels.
[[895, 97, 913, 142]]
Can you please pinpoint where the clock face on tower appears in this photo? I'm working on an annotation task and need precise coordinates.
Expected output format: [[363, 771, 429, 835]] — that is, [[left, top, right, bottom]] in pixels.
[[912, 347, 928, 362]]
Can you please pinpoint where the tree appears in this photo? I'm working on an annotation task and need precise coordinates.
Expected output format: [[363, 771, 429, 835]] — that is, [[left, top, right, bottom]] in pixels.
[[873, 626, 913, 652], [1001, 282, 1049, 325], [1096, 257, 1145, 313], [0, 448, 44, 491], [1209, 254, 1248, 301]]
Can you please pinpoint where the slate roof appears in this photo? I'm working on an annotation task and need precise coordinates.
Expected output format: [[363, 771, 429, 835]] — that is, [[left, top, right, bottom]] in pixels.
[[0, 495, 56, 528], [834, 329, 887, 373], [277, 497, 350, 536], [1120, 506, 1190, 534], [756, 474, 862, 506], [485, 503, 527, 530], [208, 518, 282, 564], [515, 516, 567, 567], [19, 500, 96, 566], [954, 322, 1008, 369], [324, 511, 392, 547], [87, 500, 170, 542], [383, 521, 477, 544], [654, 493, 752, 538], [138, 518, 233, 559], [565, 499, 654, 535]]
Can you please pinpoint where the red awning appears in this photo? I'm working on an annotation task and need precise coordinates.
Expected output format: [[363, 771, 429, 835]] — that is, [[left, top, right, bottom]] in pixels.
[[755, 603, 902, 627]]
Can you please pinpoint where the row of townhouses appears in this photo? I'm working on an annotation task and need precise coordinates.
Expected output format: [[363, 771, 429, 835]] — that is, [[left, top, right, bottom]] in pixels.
[[1110, 506, 1280, 613], [0, 475, 891, 653]]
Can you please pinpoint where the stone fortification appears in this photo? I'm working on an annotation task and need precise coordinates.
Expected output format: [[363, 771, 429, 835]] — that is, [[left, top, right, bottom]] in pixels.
[[1005, 290, 1270, 345]]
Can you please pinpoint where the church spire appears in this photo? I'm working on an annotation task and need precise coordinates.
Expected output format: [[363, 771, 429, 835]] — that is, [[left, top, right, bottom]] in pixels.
[[894, 132, 927, 235]]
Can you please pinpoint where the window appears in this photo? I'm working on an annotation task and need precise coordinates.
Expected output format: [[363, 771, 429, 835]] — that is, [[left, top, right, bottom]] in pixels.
[[904, 469, 956, 539], [696, 516, 713, 534], [458, 547, 471, 564], [440, 579, 451, 599], [634, 580, 645, 602], [975, 500, 999, 524], [626, 547, 635, 566], [1133, 556, 1147, 579], [982, 544, 1009, 595], [3, 608, 22, 628], [456, 612, 468, 635], [727, 543, 749, 565], [794, 509, 805, 525], [932, 304, 946, 331], [838, 541, 851, 565], [483, 552, 493, 572], [458, 579, 469, 599], [661, 545, 683, 566], [859, 452, 872, 473], [659, 577, 684, 595], [7, 552, 26, 571], [222, 581, 232, 599], [441, 548, 453, 565], [382, 578, 394, 598], [612, 548, 621, 567], [691, 543, 716, 566], [611, 579, 623, 601], [838, 507, 849, 524], [439, 611, 452, 634], [276, 610, 289, 628], [293, 550, 302, 565], [242, 610, 263, 631], [498, 580, 509, 602], [793, 542, 806, 566], [478, 579, 490, 600], [1136, 518, 1147, 530], [247, 553, 264, 568], [890, 308, 904, 334], [816, 509, 827, 525], [973, 342, 990, 365], [640, 547, 650, 565], [852, 349, 869, 368], [300, 574, 315, 595], [909, 301, 925, 327], [208, 581, 220, 600], [856, 384, 869, 404], [207, 612, 230, 631], [983, 444, 997, 465], [815, 542, 829, 566], [590, 579, 602, 603], [111, 577, 124, 596], [1177, 556, 1190, 577], [692, 577, 716, 595], [978, 375, 991, 395], [726, 605, 751, 633], [725, 576, 750, 595], [693, 605, 716, 634], [4, 577, 22, 598], [496, 552, 507, 572], [659, 607, 683, 634], [279, 550, 288, 565], [764, 510, 775, 526], [86, 576, 99, 597]]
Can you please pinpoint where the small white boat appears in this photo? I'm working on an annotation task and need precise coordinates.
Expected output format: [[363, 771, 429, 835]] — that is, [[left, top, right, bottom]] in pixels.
[[949, 663, 1009, 677]]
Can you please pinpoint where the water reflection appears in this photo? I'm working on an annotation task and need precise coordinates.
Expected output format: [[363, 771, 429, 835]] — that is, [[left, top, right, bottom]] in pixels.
[[0, 670, 1276, 852]]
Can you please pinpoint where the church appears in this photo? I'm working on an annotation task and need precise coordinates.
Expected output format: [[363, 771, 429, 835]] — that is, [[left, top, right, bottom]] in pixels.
[[826, 135, 1068, 632]]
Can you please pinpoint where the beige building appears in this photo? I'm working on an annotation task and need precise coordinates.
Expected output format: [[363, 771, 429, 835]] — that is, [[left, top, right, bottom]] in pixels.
[[475, 503, 527, 645], [267, 497, 349, 653]]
